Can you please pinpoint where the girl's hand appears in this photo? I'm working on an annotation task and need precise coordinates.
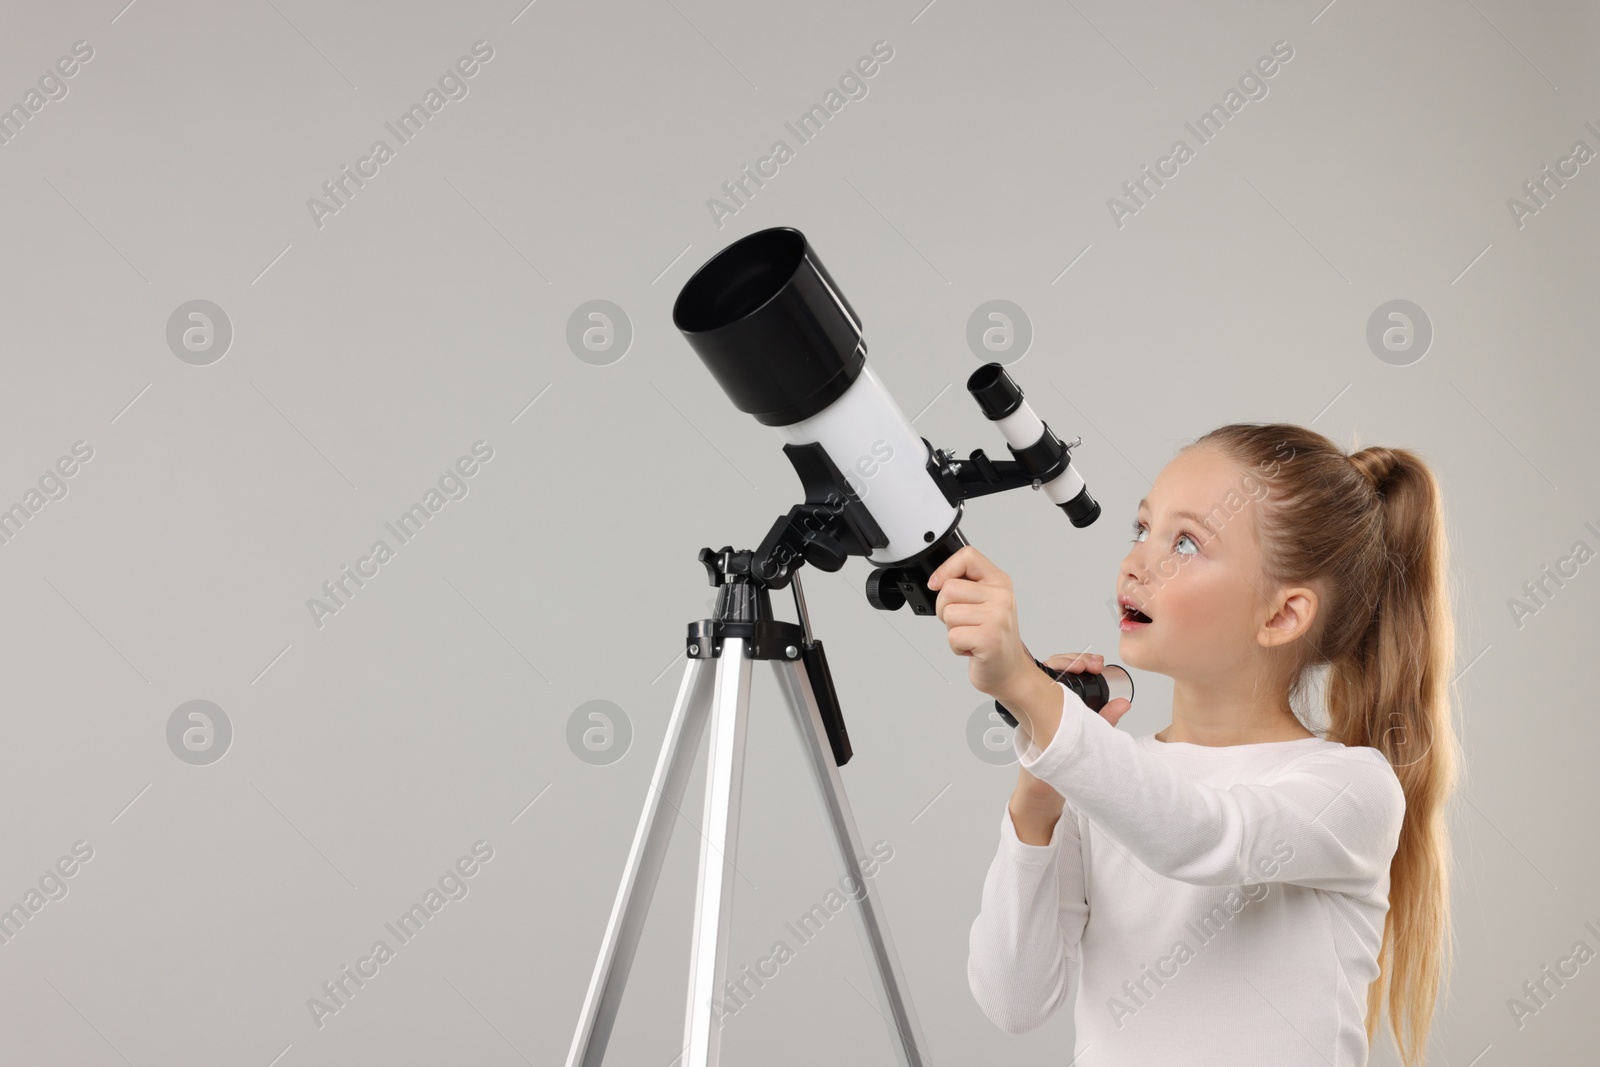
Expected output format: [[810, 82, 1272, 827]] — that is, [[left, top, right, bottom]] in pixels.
[[1015, 653, 1133, 805], [1041, 652, 1134, 728], [927, 546, 1035, 701]]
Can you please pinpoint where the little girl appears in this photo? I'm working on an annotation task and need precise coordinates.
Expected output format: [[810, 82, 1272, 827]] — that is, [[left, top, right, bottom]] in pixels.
[[927, 423, 1458, 1067]]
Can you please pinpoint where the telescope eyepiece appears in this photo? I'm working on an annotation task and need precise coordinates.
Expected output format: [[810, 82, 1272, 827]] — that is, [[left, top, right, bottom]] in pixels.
[[967, 362, 1024, 421]]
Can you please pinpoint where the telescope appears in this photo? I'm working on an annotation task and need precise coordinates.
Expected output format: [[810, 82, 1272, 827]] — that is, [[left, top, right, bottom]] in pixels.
[[565, 228, 1132, 1067], [671, 225, 1131, 725]]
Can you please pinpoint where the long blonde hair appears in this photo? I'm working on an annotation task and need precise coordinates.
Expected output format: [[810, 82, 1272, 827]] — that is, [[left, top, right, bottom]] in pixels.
[[1187, 423, 1460, 1067]]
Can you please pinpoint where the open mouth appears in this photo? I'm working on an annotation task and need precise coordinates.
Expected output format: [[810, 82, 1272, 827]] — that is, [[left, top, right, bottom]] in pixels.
[[1120, 603, 1153, 627]]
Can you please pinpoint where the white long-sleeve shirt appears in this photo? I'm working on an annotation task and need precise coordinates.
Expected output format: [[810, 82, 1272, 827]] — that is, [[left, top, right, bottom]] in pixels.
[[968, 680, 1406, 1066]]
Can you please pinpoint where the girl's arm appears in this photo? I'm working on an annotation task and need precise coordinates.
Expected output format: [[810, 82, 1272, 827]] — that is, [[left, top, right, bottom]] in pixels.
[[1011, 680, 1406, 894], [966, 775, 1090, 1034]]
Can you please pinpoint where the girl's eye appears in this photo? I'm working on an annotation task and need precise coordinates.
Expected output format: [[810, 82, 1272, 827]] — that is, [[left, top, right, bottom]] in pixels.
[[1129, 520, 1199, 556]]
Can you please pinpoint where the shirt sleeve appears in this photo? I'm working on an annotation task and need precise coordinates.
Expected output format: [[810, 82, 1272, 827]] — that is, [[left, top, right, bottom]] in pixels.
[[966, 796, 1091, 1034], [1012, 681, 1406, 895]]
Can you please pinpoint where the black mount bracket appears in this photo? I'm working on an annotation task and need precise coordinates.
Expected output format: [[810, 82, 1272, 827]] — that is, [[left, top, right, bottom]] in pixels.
[[683, 427, 1098, 768], [923, 429, 1080, 507], [729, 433, 1087, 609], [689, 546, 853, 767]]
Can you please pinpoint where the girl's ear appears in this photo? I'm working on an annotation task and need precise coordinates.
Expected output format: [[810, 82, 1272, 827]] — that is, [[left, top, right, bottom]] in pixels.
[[1259, 587, 1319, 648]]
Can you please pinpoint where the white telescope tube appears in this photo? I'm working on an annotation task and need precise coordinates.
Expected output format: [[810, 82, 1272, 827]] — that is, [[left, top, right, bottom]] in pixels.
[[774, 362, 958, 565]]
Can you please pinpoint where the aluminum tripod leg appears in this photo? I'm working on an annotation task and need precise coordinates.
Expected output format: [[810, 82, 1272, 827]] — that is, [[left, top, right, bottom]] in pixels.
[[770, 655, 930, 1067], [680, 637, 754, 1066], [566, 635, 930, 1066], [564, 652, 718, 1067]]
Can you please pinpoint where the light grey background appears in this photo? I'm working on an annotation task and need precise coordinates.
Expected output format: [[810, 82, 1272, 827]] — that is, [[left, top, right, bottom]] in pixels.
[[0, 1, 1594, 1065]]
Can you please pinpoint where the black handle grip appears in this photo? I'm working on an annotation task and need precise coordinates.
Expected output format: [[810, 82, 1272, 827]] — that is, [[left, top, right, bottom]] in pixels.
[[993, 656, 1123, 727]]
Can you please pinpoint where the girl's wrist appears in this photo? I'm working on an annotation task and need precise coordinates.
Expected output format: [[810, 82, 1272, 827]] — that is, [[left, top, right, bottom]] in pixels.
[[998, 670, 1065, 749], [1010, 787, 1064, 815], [1007, 796, 1062, 846]]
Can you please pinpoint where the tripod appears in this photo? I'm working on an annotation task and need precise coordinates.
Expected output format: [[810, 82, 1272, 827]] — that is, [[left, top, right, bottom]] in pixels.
[[564, 546, 930, 1067]]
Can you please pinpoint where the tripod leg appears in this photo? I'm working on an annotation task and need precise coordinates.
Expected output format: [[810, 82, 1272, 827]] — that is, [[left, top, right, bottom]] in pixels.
[[680, 637, 754, 1067], [565, 655, 717, 1067], [772, 657, 932, 1067]]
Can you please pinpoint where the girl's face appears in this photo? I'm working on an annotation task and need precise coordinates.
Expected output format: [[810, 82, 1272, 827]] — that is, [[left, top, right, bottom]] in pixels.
[[1116, 446, 1283, 682]]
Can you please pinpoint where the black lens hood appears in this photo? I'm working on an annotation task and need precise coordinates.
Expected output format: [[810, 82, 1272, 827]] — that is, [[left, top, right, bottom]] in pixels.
[[673, 227, 866, 427]]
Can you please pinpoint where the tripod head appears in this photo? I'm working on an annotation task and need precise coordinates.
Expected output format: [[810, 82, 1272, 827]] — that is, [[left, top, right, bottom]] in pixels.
[[691, 546, 855, 766]]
